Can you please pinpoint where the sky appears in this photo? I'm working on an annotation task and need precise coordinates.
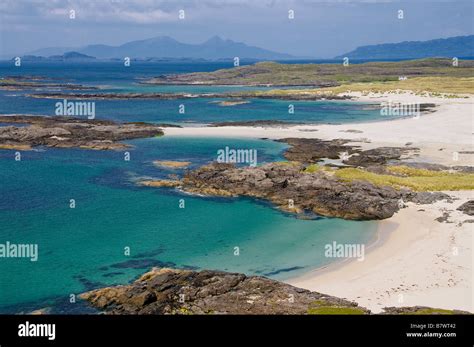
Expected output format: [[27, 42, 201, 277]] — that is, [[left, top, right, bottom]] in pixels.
[[0, 0, 473, 58]]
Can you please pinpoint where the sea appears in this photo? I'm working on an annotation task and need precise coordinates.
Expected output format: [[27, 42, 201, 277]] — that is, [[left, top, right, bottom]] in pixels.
[[0, 61, 381, 313]]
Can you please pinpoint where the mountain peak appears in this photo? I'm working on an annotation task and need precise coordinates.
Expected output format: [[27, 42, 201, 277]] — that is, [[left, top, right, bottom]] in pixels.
[[204, 36, 227, 44]]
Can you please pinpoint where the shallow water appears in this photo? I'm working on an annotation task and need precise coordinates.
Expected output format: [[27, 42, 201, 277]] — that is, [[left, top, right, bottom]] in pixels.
[[0, 62, 379, 313]]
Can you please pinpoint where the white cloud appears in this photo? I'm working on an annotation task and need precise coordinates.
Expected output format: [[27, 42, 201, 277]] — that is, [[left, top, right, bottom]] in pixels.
[[1, 0, 177, 24]]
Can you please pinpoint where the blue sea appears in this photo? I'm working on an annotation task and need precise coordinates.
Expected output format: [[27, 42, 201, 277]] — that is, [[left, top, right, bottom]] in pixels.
[[0, 62, 379, 313]]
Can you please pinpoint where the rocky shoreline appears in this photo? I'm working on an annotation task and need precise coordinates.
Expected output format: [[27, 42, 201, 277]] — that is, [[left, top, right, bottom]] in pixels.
[[180, 162, 450, 220], [0, 76, 98, 91], [0, 115, 164, 150], [27, 91, 352, 101], [140, 166, 452, 220], [139, 137, 456, 220], [80, 267, 469, 315]]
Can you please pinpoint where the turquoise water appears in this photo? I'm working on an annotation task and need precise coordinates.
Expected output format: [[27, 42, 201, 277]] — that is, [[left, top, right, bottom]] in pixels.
[[0, 61, 389, 125], [0, 62, 379, 313], [0, 92, 383, 125], [0, 136, 377, 313]]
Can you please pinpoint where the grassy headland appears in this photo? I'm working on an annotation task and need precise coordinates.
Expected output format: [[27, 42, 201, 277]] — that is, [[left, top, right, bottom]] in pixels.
[[333, 165, 474, 191], [144, 58, 474, 89]]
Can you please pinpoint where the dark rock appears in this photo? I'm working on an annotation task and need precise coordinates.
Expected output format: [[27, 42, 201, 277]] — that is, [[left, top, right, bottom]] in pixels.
[[435, 212, 452, 223], [181, 162, 402, 220], [0, 115, 163, 150], [277, 138, 356, 163], [453, 166, 474, 173], [80, 267, 369, 315], [457, 200, 474, 216], [343, 147, 419, 167], [404, 192, 452, 204], [276, 138, 419, 167]]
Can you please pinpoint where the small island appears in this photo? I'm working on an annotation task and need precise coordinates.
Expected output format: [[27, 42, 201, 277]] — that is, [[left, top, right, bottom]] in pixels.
[[0, 115, 164, 150]]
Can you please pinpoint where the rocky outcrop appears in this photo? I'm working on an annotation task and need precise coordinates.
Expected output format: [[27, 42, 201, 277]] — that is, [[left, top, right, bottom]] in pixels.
[[140, 160, 451, 220], [181, 162, 403, 220], [457, 200, 474, 216], [277, 138, 357, 162], [0, 76, 98, 91], [0, 115, 164, 150], [342, 146, 418, 167], [277, 138, 419, 167], [80, 267, 369, 315], [80, 267, 468, 315]]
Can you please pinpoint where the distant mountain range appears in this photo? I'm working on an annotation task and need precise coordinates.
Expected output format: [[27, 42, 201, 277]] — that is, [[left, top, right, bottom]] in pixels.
[[336, 35, 474, 59], [27, 36, 294, 60], [18, 35, 474, 62]]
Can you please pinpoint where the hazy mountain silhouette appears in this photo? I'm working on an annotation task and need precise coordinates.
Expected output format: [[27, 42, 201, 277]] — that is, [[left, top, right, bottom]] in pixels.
[[336, 35, 474, 59], [29, 36, 294, 60]]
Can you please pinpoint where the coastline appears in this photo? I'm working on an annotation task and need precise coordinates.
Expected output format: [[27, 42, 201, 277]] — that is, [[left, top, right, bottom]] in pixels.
[[163, 92, 473, 166], [286, 191, 473, 313], [165, 91, 473, 312]]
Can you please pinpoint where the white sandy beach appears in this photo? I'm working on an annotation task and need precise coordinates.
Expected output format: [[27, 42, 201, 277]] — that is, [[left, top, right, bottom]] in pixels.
[[165, 91, 473, 312], [164, 92, 473, 166], [287, 191, 473, 313]]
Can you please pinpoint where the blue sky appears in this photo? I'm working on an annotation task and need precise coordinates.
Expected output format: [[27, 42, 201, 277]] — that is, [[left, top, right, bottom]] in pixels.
[[0, 0, 473, 58]]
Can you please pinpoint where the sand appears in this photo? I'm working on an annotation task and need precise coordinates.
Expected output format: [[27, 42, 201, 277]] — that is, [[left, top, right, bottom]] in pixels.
[[287, 191, 473, 313], [164, 92, 473, 166], [164, 91, 473, 312]]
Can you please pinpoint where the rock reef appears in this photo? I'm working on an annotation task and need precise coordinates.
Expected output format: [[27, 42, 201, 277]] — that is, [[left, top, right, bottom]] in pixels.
[[0, 76, 98, 91], [457, 200, 474, 216], [278, 138, 418, 167], [80, 267, 369, 315], [0, 115, 164, 150], [27, 91, 350, 101], [141, 161, 448, 220]]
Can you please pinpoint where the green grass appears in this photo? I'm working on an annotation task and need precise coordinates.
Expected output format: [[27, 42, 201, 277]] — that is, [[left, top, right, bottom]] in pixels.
[[307, 306, 366, 315], [405, 308, 455, 315], [147, 59, 474, 90], [256, 76, 474, 97], [272, 161, 300, 167], [303, 164, 333, 173], [317, 76, 474, 95], [334, 166, 474, 191], [307, 300, 367, 315]]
